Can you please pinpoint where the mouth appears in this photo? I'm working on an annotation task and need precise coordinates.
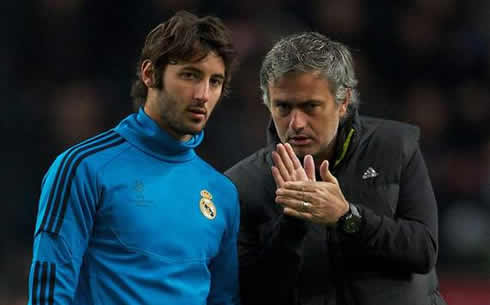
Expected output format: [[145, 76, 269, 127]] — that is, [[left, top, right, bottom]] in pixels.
[[288, 135, 312, 146], [187, 107, 207, 120]]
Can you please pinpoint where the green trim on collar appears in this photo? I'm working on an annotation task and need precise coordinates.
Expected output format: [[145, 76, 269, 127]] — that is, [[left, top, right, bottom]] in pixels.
[[334, 127, 355, 168]]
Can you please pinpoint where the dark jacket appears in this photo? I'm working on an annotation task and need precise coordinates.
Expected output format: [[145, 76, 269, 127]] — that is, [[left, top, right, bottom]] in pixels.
[[225, 111, 447, 305]]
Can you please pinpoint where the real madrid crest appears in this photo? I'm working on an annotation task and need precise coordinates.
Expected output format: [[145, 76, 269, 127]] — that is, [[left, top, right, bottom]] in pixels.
[[199, 190, 216, 220]]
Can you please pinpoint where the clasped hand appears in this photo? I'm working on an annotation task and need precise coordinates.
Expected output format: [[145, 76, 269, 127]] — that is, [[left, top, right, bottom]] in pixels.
[[271, 143, 349, 225]]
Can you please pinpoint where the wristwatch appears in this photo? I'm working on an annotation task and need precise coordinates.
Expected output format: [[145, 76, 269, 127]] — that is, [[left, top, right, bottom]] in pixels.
[[338, 202, 362, 234]]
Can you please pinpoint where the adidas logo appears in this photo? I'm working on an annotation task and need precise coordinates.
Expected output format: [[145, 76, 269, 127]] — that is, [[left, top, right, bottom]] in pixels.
[[362, 167, 379, 179]]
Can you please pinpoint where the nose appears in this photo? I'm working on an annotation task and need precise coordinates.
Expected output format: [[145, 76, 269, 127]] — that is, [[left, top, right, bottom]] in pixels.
[[288, 109, 307, 131], [193, 81, 210, 103]]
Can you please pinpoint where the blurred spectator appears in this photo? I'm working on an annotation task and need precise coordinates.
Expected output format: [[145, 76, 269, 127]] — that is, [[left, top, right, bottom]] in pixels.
[[47, 81, 107, 150]]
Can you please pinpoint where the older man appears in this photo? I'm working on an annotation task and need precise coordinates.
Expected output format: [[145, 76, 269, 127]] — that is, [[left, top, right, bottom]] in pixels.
[[226, 32, 447, 305]]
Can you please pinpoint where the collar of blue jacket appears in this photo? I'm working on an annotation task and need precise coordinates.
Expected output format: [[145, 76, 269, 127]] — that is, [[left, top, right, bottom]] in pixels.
[[114, 107, 204, 162]]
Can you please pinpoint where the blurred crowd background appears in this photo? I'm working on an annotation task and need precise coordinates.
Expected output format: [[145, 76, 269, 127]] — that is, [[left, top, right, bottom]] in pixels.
[[1, 0, 489, 304]]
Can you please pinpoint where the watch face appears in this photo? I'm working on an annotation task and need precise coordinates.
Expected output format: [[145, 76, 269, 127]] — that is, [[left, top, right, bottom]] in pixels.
[[343, 216, 361, 233], [342, 204, 362, 234]]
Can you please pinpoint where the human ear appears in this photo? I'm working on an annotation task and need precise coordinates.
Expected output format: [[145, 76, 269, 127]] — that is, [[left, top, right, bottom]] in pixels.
[[141, 59, 155, 88], [339, 88, 351, 116]]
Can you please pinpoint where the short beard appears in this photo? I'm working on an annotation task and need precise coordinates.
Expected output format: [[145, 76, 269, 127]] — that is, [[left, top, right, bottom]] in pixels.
[[158, 90, 202, 139]]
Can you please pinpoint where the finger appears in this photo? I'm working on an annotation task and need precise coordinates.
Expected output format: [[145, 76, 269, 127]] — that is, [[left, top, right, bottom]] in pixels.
[[285, 143, 302, 170], [277, 144, 295, 175], [283, 207, 302, 218], [282, 181, 318, 192], [276, 196, 312, 215], [275, 195, 303, 210], [272, 151, 290, 182], [276, 189, 315, 202], [283, 207, 313, 222], [285, 143, 309, 181], [320, 160, 337, 184], [303, 155, 316, 181], [271, 166, 285, 188], [277, 144, 296, 176]]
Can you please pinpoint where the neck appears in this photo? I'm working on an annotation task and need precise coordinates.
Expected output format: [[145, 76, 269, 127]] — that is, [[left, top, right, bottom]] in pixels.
[[313, 134, 338, 171], [143, 102, 192, 142]]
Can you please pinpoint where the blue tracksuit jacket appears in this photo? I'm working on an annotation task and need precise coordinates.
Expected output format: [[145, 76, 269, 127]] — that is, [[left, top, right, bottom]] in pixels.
[[28, 108, 240, 305]]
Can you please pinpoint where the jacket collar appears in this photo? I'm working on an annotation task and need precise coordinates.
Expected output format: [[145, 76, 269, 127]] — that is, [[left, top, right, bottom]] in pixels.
[[114, 108, 203, 162]]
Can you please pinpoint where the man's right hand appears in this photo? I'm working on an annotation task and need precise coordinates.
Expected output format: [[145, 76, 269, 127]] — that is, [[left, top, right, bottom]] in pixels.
[[271, 143, 315, 187]]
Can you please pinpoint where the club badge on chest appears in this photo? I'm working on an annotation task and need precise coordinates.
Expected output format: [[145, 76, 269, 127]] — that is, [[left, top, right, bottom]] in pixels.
[[200, 190, 216, 220]]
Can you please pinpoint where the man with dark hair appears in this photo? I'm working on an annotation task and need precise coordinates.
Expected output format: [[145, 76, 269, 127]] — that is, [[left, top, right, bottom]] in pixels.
[[130, 11, 236, 110], [28, 11, 240, 305], [226, 32, 447, 305]]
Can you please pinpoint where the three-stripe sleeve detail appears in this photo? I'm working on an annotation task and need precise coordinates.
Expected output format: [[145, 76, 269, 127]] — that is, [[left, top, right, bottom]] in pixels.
[[48, 263, 56, 305], [39, 262, 48, 305], [37, 130, 114, 234], [32, 261, 40, 305], [53, 136, 125, 234], [37, 130, 124, 235], [31, 262, 56, 305]]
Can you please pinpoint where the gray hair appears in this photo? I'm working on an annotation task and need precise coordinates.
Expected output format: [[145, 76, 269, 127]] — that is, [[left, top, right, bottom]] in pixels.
[[260, 32, 359, 114]]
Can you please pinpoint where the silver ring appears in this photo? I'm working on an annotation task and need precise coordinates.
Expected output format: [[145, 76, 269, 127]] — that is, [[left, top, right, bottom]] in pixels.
[[302, 201, 311, 211]]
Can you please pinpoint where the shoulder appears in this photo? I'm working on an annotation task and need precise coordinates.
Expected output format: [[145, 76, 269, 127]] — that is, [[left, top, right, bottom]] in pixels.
[[195, 157, 240, 199], [225, 144, 275, 181], [361, 116, 420, 140], [51, 130, 129, 176], [360, 116, 420, 154], [223, 144, 277, 208]]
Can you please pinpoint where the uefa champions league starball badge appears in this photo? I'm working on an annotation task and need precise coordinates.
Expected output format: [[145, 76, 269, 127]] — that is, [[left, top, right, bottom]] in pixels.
[[200, 190, 216, 220]]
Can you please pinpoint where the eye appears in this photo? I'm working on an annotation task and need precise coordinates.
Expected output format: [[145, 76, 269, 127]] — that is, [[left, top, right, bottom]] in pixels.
[[210, 77, 223, 88], [275, 103, 291, 115], [303, 103, 319, 113], [180, 71, 198, 80]]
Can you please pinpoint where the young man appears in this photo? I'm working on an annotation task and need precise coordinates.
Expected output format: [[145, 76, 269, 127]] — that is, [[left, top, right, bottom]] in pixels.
[[28, 11, 239, 305], [226, 32, 447, 305]]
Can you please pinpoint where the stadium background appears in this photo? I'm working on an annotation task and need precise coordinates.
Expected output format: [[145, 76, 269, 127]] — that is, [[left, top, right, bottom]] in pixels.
[[1, 1, 489, 304]]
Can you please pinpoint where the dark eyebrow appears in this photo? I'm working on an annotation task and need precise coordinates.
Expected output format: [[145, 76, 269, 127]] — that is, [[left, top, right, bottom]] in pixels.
[[180, 66, 202, 74], [303, 99, 322, 104], [211, 74, 225, 80], [272, 99, 293, 104]]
